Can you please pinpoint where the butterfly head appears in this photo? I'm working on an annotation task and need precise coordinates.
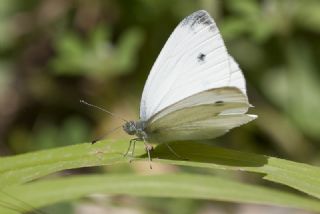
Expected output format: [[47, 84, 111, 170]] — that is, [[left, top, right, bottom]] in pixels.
[[123, 120, 148, 139], [123, 121, 137, 135]]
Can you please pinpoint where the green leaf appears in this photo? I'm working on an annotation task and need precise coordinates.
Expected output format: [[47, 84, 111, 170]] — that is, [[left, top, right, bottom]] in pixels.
[[1, 140, 320, 201], [1, 174, 320, 214], [50, 27, 143, 77], [0, 140, 136, 186], [154, 141, 320, 200]]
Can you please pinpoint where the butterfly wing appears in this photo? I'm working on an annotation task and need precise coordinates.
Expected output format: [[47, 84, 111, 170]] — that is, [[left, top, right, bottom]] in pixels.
[[140, 10, 246, 121], [145, 87, 256, 143]]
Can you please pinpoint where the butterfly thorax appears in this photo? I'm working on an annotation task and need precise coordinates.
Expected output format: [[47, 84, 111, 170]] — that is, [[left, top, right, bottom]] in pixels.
[[123, 120, 148, 140]]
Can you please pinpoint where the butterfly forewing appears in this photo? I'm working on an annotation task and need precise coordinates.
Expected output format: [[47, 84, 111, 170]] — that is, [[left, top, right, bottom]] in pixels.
[[140, 10, 233, 120]]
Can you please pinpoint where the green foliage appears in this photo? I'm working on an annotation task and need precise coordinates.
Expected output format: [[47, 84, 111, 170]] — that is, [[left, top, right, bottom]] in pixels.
[[51, 27, 144, 77], [1, 0, 320, 213], [263, 41, 320, 139], [1, 174, 320, 214], [1, 140, 320, 213]]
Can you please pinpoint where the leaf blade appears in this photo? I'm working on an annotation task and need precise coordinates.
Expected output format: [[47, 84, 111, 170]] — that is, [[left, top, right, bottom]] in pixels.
[[1, 140, 320, 201], [1, 174, 320, 213]]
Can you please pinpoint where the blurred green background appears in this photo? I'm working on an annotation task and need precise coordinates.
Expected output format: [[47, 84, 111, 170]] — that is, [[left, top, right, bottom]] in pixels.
[[1, 0, 320, 213]]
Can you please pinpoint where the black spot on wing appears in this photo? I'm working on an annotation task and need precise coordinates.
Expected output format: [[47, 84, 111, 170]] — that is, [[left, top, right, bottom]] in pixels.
[[197, 53, 206, 62], [180, 10, 215, 31], [215, 100, 224, 105]]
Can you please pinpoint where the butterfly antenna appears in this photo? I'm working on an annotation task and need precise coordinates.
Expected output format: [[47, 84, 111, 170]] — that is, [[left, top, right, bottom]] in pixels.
[[80, 100, 128, 122], [91, 125, 122, 144]]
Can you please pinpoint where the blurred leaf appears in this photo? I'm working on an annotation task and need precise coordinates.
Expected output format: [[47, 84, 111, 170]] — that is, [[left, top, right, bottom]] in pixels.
[[8, 116, 91, 152], [0, 61, 12, 97], [33, 123, 59, 149], [256, 106, 313, 161], [1, 173, 320, 214], [262, 67, 289, 107], [226, 0, 260, 15], [220, 17, 249, 40], [0, 0, 17, 49], [223, 0, 272, 42], [295, 0, 320, 32], [7, 128, 33, 153], [223, 0, 297, 42], [60, 117, 90, 146], [262, 41, 320, 139], [115, 28, 144, 72], [51, 26, 144, 77], [0, 20, 13, 49], [286, 42, 320, 140]]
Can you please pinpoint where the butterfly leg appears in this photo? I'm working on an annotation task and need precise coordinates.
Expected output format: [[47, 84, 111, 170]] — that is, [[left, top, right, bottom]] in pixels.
[[123, 138, 139, 158], [163, 142, 185, 160], [143, 138, 153, 169], [129, 139, 137, 163], [131, 140, 136, 157]]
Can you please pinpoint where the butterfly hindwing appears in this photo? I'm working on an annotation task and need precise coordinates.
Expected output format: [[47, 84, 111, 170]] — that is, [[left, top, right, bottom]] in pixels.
[[146, 87, 256, 143], [148, 114, 256, 143], [148, 87, 249, 123]]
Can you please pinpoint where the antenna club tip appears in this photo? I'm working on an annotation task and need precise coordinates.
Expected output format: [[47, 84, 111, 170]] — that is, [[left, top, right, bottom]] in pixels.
[[80, 99, 89, 105]]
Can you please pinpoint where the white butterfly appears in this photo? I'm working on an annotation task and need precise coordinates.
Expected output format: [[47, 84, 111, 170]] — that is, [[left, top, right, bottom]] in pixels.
[[121, 10, 257, 166]]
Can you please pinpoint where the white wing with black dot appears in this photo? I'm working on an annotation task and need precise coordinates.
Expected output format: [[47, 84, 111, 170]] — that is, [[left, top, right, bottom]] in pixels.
[[140, 10, 255, 131], [145, 87, 256, 143], [140, 10, 248, 121]]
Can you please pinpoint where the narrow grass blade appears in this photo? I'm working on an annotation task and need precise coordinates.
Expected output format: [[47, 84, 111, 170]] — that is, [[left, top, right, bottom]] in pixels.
[[1, 140, 320, 200], [1, 174, 320, 213]]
